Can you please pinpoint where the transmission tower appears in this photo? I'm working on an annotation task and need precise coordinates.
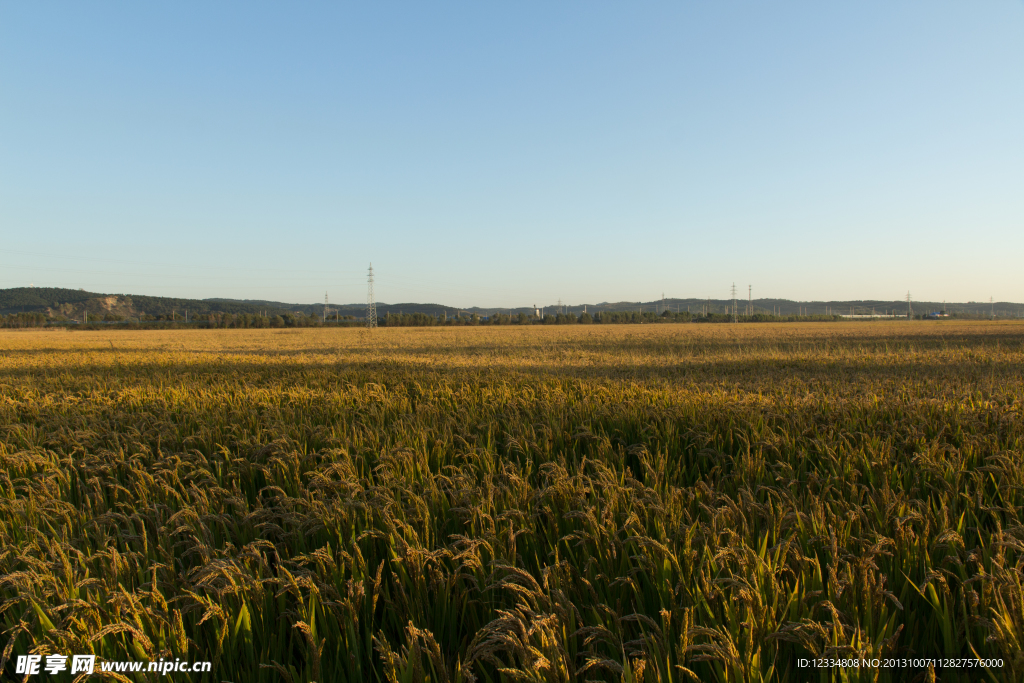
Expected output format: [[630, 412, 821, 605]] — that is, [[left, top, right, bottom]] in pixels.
[[367, 263, 377, 329], [731, 283, 738, 323], [748, 284, 752, 316], [324, 292, 328, 323], [906, 291, 912, 319]]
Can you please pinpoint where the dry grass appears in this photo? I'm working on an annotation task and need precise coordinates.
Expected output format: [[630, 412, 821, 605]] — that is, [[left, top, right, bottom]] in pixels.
[[2, 321, 1023, 682]]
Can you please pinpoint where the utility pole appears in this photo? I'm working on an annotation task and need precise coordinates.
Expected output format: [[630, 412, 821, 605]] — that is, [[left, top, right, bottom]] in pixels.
[[324, 292, 328, 323], [906, 292, 912, 319], [367, 263, 377, 329], [748, 285, 751, 316], [731, 283, 738, 323]]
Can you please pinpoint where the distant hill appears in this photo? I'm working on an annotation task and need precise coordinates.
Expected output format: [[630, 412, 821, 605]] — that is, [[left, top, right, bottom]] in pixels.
[[0, 288, 474, 320], [0, 287, 99, 310], [0, 288, 313, 320], [1, 287, 1021, 320]]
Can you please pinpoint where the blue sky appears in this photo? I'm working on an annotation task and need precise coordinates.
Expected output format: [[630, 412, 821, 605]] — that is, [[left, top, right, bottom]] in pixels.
[[2, 2, 1022, 307]]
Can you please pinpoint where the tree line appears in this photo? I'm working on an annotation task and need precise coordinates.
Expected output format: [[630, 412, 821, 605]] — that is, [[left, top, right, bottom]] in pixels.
[[0, 311, 361, 329], [13, 308, 1008, 329], [376, 310, 848, 326]]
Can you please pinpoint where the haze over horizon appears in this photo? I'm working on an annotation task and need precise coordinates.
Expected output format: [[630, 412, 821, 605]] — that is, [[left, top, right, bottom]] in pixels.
[[3, 2, 1022, 308]]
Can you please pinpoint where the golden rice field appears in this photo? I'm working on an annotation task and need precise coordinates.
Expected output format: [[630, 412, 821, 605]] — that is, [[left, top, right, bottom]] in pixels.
[[2, 322, 1024, 682]]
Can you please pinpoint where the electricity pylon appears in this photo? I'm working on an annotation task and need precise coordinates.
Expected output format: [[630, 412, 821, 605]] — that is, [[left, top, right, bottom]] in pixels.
[[367, 264, 377, 329]]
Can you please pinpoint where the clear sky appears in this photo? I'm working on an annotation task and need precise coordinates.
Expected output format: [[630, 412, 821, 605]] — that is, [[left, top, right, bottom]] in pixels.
[[2, 2, 1022, 307]]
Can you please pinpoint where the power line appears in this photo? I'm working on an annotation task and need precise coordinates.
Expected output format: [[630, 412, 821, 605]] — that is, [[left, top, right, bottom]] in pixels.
[[0, 248, 368, 279]]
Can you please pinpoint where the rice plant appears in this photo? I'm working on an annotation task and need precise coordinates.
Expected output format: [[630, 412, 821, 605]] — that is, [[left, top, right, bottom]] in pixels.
[[1, 321, 1022, 681]]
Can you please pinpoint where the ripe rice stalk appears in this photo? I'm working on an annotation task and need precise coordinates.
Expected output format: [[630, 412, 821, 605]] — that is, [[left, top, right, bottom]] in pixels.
[[0, 322, 1022, 681]]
